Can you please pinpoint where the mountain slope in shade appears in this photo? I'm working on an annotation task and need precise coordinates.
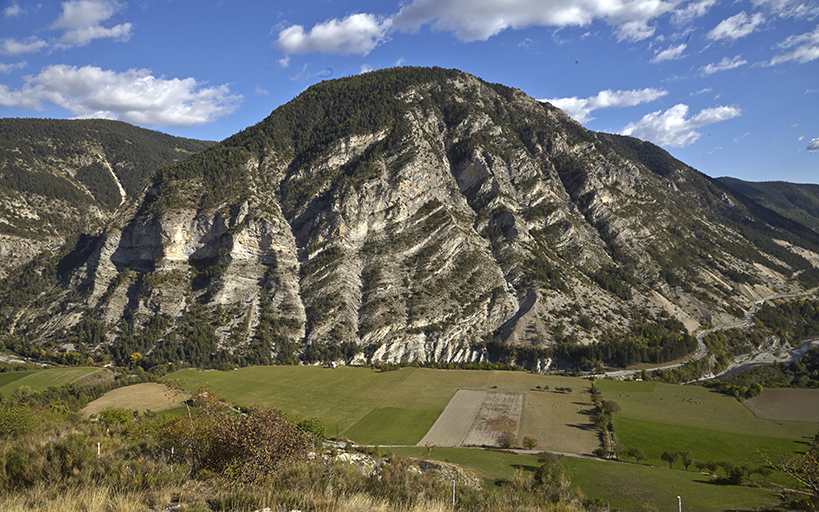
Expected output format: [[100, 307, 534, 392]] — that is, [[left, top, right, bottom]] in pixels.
[[718, 177, 819, 234], [4, 67, 819, 371]]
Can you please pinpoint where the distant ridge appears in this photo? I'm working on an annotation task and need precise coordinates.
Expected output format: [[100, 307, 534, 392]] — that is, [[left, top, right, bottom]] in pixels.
[[718, 177, 819, 233]]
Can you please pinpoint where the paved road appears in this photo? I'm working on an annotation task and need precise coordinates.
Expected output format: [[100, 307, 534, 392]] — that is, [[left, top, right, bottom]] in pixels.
[[596, 287, 819, 379]]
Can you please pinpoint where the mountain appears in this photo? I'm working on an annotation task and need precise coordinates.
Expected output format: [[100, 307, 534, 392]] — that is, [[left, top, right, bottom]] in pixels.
[[3, 67, 819, 372], [0, 118, 214, 277], [717, 177, 819, 234]]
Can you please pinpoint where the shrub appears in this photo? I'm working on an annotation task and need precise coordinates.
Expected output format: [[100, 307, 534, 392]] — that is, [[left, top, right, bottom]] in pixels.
[[497, 431, 516, 449]]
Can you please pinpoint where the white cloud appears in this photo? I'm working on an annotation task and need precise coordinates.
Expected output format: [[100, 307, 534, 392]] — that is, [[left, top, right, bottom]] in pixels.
[[700, 55, 747, 74], [753, 0, 819, 19], [360, 64, 374, 74], [619, 103, 742, 147], [51, 0, 133, 47], [0, 61, 26, 73], [0, 65, 242, 127], [56, 23, 133, 47], [651, 43, 687, 63], [671, 0, 717, 26], [807, 137, 819, 152], [254, 85, 268, 96], [0, 38, 47, 55], [391, 0, 673, 42], [767, 25, 819, 65], [4, 3, 22, 17], [276, 13, 392, 56], [707, 11, 765, 40], [542, 88, 668, 123]]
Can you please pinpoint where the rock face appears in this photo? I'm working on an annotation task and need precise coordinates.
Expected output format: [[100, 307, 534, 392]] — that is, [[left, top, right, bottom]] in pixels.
[[0, 118, 213, 278], [5, 67, 819, 368]]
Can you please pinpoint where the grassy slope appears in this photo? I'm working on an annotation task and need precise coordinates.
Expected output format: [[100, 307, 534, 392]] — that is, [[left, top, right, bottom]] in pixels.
[[565, 457, 778, 512], [597, 379, 817, 488], [388, 447, 780, 511], [0, 367, 101, 395]]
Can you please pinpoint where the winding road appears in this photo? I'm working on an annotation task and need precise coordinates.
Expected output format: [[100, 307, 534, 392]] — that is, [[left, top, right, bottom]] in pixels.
[[597, 287, 819, 379]]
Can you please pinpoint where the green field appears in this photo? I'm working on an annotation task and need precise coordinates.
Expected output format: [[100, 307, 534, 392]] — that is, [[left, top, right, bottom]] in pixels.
[[0, 367, 103, 396], [597, 379, 817, 465], [165, 366, 593, 447], [388, 447, 781, 511], [566, 456, 780, 511]]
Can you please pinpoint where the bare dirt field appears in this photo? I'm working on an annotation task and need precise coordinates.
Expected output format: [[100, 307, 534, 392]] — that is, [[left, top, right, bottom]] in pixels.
[[744, 388, 819, 422], [417, 389, 486, 447], [462, 392, 523, 447], [82, 383, 184, 417]]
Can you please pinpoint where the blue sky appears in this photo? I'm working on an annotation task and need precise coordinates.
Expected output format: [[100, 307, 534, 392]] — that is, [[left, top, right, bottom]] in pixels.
[[1, 1, 817, 184]]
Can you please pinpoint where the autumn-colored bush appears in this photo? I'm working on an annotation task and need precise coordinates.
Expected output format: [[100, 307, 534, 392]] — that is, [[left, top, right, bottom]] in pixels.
[[140, 384, 311, 482]]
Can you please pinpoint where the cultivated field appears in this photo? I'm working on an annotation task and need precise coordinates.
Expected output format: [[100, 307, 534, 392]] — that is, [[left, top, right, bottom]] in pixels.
[[745, 388, 819, 422], [597, 379, 819, 473], [417, 389, 486, 446], [158, 366, 599, 453], [0, 367, 108, 396], [462, 392, 523, 446], [82, 382, 184, 416]]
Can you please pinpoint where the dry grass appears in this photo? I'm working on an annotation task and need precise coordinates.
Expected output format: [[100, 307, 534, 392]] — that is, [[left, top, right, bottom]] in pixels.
[[81, 382, 184, 416], [744, 388, 819, 422]]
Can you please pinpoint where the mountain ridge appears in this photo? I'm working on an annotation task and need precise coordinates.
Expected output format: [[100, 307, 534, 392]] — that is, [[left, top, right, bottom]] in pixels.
[[0, 118, 214, 278], [3, 66, 819, 373]]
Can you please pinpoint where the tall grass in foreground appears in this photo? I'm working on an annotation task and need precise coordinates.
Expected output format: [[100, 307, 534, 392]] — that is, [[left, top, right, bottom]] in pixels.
[[0, 461, 589, 512]]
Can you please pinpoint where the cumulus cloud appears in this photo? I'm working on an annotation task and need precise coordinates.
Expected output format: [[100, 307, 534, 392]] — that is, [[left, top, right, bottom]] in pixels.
[[276, 13, 392, 57], [0, 37, 48, 56], [700, 55, 747, 74], [619, 103, 742, 147], [651, 43, 687, 63], [51, 0, 133, 47], [807, 137, 819, 152], [707, 11, 765, 40], [766, 25, 819, 65], [542, 88, 668, 123], [391, 0, 674, 42], [0, 65, 242, 127]]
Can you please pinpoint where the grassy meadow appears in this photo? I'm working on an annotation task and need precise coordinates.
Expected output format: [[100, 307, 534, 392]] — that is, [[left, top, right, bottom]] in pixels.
[[597, 379, 818, 474], [0, 366, 105, 396], [164, 366, 598, 452]]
